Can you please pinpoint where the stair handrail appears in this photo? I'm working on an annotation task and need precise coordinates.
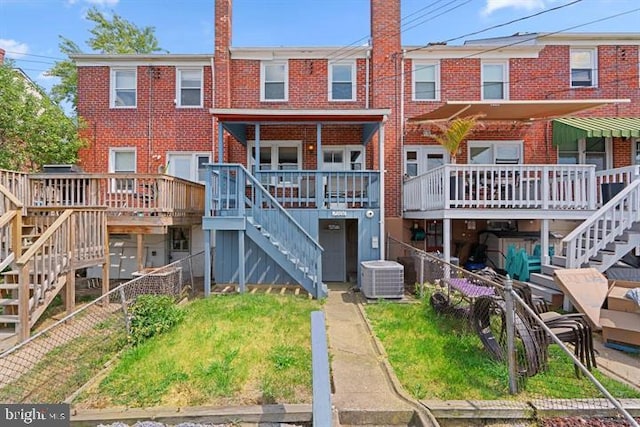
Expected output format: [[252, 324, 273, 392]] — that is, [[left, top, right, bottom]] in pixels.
[[562, 180, 640, 269], [15, 210, 73, 266], [0, 183, 24, 211], [210, 164, 324, 297]]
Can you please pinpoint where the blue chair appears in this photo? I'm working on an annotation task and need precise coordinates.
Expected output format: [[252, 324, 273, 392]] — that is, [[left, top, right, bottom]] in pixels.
[[518, 248, 541, 282], [505, 244, 518, 279]]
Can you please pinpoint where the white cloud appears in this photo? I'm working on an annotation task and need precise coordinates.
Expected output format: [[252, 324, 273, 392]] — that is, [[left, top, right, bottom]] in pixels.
[[0, 39, 29, 58], [483, 0, 546, 15]]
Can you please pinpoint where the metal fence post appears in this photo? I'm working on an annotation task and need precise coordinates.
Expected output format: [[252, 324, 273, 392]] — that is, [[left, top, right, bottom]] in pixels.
[[504, 276, 518, 394]]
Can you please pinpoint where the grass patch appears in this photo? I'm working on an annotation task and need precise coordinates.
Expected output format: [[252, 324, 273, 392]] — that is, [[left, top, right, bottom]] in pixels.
[[365, 298, 640, 401], [77, 293, 320, 408]]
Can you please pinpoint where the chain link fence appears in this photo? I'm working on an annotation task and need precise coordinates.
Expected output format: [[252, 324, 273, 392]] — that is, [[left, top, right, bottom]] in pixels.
[[0, 252, 203, 404], [387, 236, 639, 426]]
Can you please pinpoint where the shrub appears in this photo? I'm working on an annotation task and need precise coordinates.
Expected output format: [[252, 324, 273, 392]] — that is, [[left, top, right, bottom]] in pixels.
[[128, 295, 184, 346]]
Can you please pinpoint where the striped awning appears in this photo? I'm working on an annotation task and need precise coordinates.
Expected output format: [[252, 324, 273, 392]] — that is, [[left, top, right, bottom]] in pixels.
[[553, 117, 640, 146]]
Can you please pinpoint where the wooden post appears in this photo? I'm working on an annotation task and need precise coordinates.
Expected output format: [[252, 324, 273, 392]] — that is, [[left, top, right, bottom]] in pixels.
[[136, 233, 144, 273], [65, 214, 76, 315], [11, 209, 22, 259], [18, 264, 30, 342], [101, 220, 110, 299]]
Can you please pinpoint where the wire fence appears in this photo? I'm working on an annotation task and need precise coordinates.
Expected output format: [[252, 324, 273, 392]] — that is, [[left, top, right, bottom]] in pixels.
[[387, 236, 640, 426], [0, 252, 203, 404]]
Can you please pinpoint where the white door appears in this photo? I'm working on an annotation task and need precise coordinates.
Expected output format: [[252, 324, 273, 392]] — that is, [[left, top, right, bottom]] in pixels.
[[168, 155, 192, 180], [319, 220, 346, 282], [404, 146, 446, 178]]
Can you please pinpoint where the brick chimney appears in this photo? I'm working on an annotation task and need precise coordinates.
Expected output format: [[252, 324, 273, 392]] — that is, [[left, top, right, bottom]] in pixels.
[[0, 48, 5, 64], [215, 0, 232, 109], [370, 0, 401, 218]]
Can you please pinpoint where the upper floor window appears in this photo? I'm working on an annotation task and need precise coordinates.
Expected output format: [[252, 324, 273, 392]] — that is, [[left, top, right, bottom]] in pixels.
[[177, 68, 203, 107], [469, 141, 522, 164], [329, 61, 356, 101], [413, 62, 439, 101], [571, 48, 597, 87], [109, 148, 136, 191], [261, 61, 288, 101], [110, 68, 137, 108], [481, 62, 508, 100]]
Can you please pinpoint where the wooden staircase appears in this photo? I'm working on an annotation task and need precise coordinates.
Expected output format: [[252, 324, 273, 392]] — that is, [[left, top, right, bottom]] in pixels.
[[529, 180, 640, 308]]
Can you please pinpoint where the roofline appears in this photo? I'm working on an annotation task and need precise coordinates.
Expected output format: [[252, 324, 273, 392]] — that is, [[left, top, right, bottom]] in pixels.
[[230, 46, 370, 60], [404, 44, 544, 59], [210, 108, 391, 122], [72, 54, 213, 65]]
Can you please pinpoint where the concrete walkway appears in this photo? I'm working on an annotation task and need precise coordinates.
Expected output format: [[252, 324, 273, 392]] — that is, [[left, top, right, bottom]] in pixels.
[[323, 284, 439, 427]]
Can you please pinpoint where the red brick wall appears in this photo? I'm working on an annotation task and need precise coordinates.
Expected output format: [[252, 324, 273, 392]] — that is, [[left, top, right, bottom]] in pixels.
[[0, 48, 5, 64], [77, 65, 213, 173]]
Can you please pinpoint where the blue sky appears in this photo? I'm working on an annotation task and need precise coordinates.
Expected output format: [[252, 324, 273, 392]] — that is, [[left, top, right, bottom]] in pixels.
[[1, 0, 640, 93]]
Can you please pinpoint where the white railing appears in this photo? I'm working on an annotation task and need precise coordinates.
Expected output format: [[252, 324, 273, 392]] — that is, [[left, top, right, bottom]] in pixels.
[[596, 165, 640, 206], [404, 164, 597, 211], [562, 180, 640, 269]]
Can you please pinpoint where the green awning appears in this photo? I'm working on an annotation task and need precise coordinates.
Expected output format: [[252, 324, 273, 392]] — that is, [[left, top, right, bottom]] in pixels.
[[553, 117, 640, 147]]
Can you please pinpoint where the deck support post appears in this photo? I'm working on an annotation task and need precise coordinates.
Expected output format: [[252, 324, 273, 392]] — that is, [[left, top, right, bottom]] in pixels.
[[238, 230, 245, 294]]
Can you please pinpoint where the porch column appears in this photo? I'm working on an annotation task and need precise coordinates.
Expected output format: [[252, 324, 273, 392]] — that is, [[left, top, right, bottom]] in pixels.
[[541, 219, 550, 265], [443, 218, 451, 267], [254, 123, 261, 174], [204, 229, 211, 297], [217, 120, 224, 163], [316, 124, 323, 207], [238, 230, 246, 293], [378, 122, 385, 260]]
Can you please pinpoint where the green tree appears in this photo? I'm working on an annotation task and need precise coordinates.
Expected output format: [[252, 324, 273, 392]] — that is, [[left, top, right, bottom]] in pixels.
[[0, 63, 86, 171], [433, 115, 483, 163], [47, 7, 164, 111]]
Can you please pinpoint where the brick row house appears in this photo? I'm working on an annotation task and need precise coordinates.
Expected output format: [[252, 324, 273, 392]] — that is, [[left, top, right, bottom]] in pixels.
[[73, 0, 640, 302]]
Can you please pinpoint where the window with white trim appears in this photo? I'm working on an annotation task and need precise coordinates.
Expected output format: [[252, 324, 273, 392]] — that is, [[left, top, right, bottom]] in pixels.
[[322, 146, 365, 171], [109, 148, 136, 191], [469, 141, 522, 164], [261, 61, 288, 101], [634, 139, 640, 165], [404, 146, 446, 177], [413, 61, 439, 101], [570, 48, 597, 87], [481, 61, 508, 100], [329, 61, 356, 101], [559, 137, 610, 171], [248, 142, 301, 184], [110, 68, 137, 108], [167, 152, 211, 183], [176, 68, 203, 107]]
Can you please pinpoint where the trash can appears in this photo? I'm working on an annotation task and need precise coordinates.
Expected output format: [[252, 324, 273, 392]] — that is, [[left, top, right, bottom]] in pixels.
[[601, 182, 625, 204]]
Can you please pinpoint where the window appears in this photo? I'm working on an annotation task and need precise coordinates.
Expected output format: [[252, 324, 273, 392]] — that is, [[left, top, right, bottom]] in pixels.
[[109, 148, 136, 191], [481, 62, 508, 100], [177, 68, 203, 107], [571, 48, 597, 87], [261, 61, 288, 101], [413, 62, 439, 101], [167, 152, 211, 183], [403, 147, 445, 177], [469, 141, 522, 164], [329, 61, 355, 101], [110, 68, 137, 108], [248, 142, 302, 184], [634, 139, 640, 165], [559, 137, 610, 171], [322, 146, 365, 171]]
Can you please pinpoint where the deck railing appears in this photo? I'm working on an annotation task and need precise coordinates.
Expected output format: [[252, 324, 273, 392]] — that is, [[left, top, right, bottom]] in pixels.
[[403, 164, 597, 211], [25, 173, 205, 217], [251, 170, 380, 209], [0, 183, 24, 272], [562, 180, 640, 269]]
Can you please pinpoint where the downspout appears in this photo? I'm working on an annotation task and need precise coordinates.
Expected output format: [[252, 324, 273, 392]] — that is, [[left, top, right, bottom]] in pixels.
[[400, 50, 406, 212], [379, 121, 385, 260], [365, 45, 370, 109]]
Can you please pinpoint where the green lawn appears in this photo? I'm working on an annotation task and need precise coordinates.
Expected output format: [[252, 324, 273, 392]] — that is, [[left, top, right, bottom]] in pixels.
[[365, 297, 640, 401], [75, 294, 321, 408]]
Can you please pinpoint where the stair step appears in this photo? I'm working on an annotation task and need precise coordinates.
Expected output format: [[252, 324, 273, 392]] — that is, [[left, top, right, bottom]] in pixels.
[[0, 315, 19, 324], [0, 299, 18, 306], [527, 282, 564, 309], [529, 272, 560, 290], [0, 283, 34, 291]]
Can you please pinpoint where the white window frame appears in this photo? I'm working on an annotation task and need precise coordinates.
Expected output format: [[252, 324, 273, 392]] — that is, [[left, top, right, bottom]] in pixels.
[[110, 68, 137, 108], [166, 152, 211, 183], [247, 141, 302, 185], [634, 138, 640, 165], [481, 61, 509, 101], [570, 48, 597, 88], [403, 146, 447, 178], [412, 61, 440, 101], [468, 141, 522, 164], [559, 137, 612, 171], [260, 61, 288, 102], [328, 61, 356, 102], [109, 147, 136, 192], [321, 145, 365, 171], [176, 68, 203, 108]]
